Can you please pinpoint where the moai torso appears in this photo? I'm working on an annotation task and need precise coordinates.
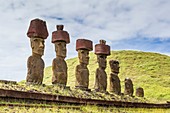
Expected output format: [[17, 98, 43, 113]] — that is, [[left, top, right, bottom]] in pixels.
[[27, 55, 44, 84], [52, 57, 67, 85], [94, 68, 107, 91], [109, 60, 121, 95], [110, 73, 121, 95], [124, 78, 134, 96], [75, 64, 89, 88], [136, 87, 144, 97]]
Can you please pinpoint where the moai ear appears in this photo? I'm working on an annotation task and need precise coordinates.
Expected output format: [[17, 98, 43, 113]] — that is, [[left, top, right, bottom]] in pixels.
[[30, 38, 35, 49]]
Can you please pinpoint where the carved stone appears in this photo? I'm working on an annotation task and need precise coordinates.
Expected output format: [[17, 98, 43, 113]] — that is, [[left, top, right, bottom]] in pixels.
[[94, 40, 110, 92], [94, 55, 107, 92], [109, 60, 121, 95], [136, 87, 144, 97], [26, 38, 45, 85], [51, 25, 70, 87], [124, 78, 134, 96], [75, 39, 93, 90], [26, 18, 48, 85]]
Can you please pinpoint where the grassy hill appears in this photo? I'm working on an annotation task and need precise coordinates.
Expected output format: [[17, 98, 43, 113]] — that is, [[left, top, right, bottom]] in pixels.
[[43, 50, 170, 101]]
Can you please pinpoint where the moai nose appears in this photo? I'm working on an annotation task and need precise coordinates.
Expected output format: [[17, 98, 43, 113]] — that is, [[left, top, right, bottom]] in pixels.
[[39, 41, 44, 48]]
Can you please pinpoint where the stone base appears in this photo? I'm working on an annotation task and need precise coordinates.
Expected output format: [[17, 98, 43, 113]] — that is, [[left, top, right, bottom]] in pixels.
[[75, 86, 91, 92], [93, 89, 109, 94], [52, 83, 71, 90], [26, 82, 42, 86], [64, 86, 71, 90], [0, 80, 17, 85]]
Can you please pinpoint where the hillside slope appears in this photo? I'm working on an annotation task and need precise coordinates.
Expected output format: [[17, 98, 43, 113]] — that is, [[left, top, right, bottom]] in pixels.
[[44, 50, 170, 101]]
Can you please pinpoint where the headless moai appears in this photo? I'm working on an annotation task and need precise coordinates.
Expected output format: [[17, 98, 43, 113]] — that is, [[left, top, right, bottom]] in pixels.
[[136, 87, 144, 97], [26, 18, 49, 85], [124, 78, 134, 96], [94, 40, 110, 92], [51, 25, 70, 87], [75, 39, 93, 91], [109, 60, 121, 95]]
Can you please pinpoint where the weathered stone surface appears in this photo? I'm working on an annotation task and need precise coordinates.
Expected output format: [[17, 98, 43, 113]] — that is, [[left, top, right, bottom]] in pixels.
[[95, 40, 110, 55], [94, 54, 107, 92], [27, 18, 48, 39], [52, 41, 68, 86], [75, 49, 90, 89], [51, 25, 70, 87], [75, 39, 93, 90], [26, 18, 48, 85], [109, 60, 121, 95], [124, 78, 134, 96], [136, 87, 144, 97], [94, 40, 110, 92], [76, 39, 93, 51], [52, 25, 70, 44], [26, 37, 45, 85]]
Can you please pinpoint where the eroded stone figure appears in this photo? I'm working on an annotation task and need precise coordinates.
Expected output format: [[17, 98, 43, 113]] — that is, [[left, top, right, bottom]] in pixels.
[[94, 40, 110, 92], [136, 87, 144, 97], [75, 39, 93, 90], [26, 18, 48, 85], [51, 25, 70, 87], [124, 78, 134, 96], [109, 60, 121, 95]]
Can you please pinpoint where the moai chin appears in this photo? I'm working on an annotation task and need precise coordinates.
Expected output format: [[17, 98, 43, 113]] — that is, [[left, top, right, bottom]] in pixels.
[[26, 18, 49, 85], [75, 39, 93, 91], [124, 78, 134, 96], [136, 87, 144, 97], [109, 60, 121, 95], [94, 40, 110, 92], [51, 25, 70, 87]]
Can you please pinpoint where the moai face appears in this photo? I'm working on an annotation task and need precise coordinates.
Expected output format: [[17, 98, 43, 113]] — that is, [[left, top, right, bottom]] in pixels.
[[78, 49, 89, 65], [109, 60, 120, 73], [97, 55, 107, 69], [30, 38, 45, 56], [55, 41, 66, 58]]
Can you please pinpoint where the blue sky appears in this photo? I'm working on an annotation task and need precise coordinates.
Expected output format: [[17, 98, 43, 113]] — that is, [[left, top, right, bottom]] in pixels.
[[0, 0, 170, 81]]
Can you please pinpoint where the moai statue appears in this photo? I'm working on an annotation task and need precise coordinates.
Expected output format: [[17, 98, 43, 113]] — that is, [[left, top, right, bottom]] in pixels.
[[26, 18, 49, 85], [94, 40, 110, 92], [124, 78, 134, 96], [51, 25, 70, 87], [136, 87, 144, 97], [75, 39, 93, 91], [109, 60, 121, 95]]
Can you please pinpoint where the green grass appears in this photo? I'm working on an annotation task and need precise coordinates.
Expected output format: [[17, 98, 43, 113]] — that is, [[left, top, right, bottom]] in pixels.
[[43, 50, 170, 101], [0, 105, 170, 113]]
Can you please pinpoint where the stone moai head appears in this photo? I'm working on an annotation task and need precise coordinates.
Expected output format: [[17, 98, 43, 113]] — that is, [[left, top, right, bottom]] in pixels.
[[124, 78, 134, 96], [52, 25, 70, 58], [76, 39, 93, 65], [30, 38, 45, 56], [109, 60, 120, 74], [136, 87, 144, 97], [125, 78, 133, 88], [95, 40, 110, 69], [27, 18, 48, 56]]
